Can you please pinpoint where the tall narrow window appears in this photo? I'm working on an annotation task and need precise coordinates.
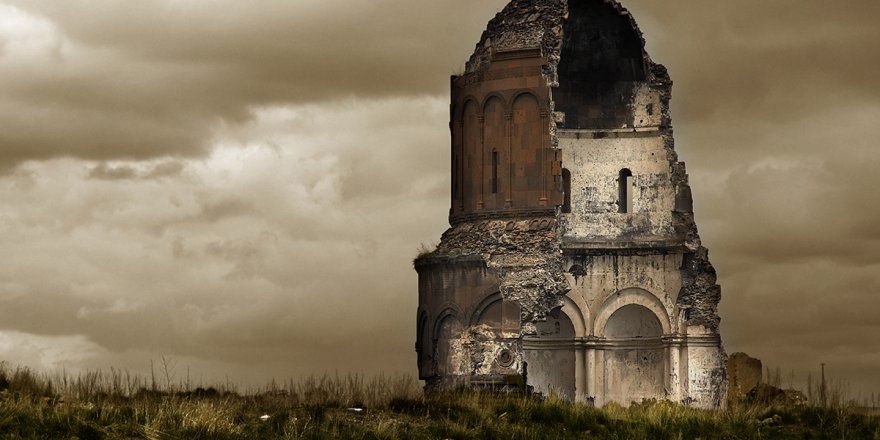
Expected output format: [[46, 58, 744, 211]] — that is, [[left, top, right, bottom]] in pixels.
[[491, 151, 499, 194], [562, 168, 571, 213], [618, 168, 634, 213]]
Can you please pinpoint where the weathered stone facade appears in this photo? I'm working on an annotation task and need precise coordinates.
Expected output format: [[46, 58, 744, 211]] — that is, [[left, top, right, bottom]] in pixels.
[[415, 0, 727, 408]]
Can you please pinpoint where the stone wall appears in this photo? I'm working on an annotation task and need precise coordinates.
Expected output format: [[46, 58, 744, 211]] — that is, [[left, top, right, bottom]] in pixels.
[[415, 0, 727, 408], [558, 130, 677, 243], [728, 352, 763, 399]]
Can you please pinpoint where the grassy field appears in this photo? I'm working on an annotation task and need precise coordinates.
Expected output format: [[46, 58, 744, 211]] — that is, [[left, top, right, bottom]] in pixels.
[[1, 362, 878, 439]]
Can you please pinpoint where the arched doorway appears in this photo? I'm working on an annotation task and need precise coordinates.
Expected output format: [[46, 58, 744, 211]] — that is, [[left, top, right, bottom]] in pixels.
[[602, 304, 665, 405], [435, 314, 463, 378], [523, 307, 576, 400]]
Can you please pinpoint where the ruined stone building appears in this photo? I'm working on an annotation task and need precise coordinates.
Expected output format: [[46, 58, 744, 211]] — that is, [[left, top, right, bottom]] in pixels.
[[414, 0, 727, 408]]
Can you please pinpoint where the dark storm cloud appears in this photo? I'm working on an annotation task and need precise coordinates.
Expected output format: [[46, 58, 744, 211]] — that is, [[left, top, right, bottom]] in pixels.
[[627, 0, 880, 124], [0, 0, 502, 168]]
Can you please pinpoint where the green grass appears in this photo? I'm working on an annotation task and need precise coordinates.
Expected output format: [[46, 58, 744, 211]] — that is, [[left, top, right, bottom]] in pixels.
[[0, 362, 878, 439]]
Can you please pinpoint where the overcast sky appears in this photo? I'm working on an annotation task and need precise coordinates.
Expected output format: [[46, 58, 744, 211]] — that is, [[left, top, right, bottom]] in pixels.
[[1, 0, 878, 397]]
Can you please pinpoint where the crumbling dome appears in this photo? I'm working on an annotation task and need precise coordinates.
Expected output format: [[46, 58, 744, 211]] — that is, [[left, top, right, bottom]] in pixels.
[[415, 0, 727, 408]]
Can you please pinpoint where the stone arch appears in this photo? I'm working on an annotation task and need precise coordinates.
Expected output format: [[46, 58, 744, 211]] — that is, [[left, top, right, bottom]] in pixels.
[[600, 302, 667, 405], [417, 310, 430, 374], [454, 96, 481, 120], [604, 304, 662, 339], [482, 92, 508, 111], [593, 288, 670, 337], [417, 309, 428, 341], [434, 312, 464, 377], [470, 293, 521, 336], [524, 303, 579, 401], [560, 295, 587, 338], [461, 100, 480, 210], [483, 96, 507, 207], [508, 90, 543, 113], [510, 92, 542, 207], [433, 305, 462, 341], [470, 292, 501, 326], [534, 306, 576, 339]]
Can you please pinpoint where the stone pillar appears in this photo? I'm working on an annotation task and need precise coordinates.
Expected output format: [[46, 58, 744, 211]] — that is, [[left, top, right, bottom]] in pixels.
[[594, 349, 605, 407], [679, 344, 689, 402], [477, 115, 485, 208], [455, 121, 465, 212], [539, 109, 548, 205], [669, 344, 681, 401], [575, 346, 586, 402], [505, 112, 513, 207], [586, 347, 596, 404]]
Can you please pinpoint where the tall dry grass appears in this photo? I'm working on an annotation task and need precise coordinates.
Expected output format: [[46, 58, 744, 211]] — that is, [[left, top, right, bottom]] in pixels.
[[1, 360, 878, 439]]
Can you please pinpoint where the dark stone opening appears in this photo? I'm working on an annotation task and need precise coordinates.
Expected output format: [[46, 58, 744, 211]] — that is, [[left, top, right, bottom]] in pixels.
[[618, 168, 633, 213], [561, 168, 571, 213], [555, 0, 647, 129]]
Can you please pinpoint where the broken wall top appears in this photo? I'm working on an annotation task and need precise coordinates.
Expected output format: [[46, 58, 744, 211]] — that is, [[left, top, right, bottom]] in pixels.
[[463, 0, 666, 89]]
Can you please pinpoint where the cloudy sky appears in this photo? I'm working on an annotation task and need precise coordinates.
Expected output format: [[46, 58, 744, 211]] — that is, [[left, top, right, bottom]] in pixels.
[[1, 0, 878, 396]]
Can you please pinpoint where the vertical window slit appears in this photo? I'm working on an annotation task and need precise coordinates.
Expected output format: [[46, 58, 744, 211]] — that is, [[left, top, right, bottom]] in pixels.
[[562, 168, 571, 213], [619, 168, 633, 213]]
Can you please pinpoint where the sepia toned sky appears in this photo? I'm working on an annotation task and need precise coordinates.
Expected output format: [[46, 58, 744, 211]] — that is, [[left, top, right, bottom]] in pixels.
[[1, 0, 878, 396]]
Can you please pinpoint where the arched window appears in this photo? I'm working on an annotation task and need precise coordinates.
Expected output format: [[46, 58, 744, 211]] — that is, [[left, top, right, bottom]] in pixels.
[[618, 168, 633, 213], [562, 169, 571, 213]]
